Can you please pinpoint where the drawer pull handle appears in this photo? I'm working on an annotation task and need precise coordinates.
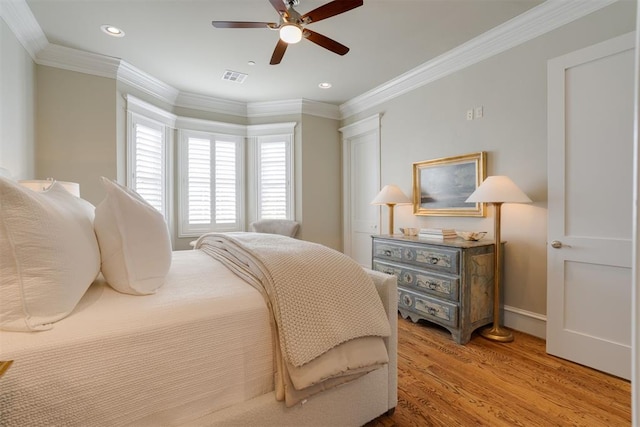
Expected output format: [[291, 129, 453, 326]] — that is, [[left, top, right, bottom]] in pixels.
[[402, 295, 413, 306], [427, 307, 439, 316], [384, 250, 392, 256], [416, 279, 438, 290], [383, 269, 395, 275], [429, 257, 440, 264]]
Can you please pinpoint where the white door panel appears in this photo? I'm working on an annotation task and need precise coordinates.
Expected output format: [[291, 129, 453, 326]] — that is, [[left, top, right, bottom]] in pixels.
[[547, 33, 634, 380], [340, 116, 381, 268]]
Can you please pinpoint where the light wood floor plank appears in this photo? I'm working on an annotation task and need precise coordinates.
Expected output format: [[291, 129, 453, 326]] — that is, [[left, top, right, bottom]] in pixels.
[[366, 316, 631, 426]]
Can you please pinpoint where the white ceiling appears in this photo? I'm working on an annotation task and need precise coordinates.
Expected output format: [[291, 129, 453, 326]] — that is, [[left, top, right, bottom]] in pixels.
[[24, 0, 543, 105]]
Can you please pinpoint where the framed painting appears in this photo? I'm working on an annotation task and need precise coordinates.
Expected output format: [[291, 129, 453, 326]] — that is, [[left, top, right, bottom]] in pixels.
[[412, 152, 486, 217]]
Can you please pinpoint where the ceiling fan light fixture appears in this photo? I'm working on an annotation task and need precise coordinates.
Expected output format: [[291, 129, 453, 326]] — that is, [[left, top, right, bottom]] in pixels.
[[279, 24, 302, 44]]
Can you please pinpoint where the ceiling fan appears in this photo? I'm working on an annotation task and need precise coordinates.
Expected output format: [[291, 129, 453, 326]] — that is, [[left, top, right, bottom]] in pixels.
[[212, 0, 363, 65]]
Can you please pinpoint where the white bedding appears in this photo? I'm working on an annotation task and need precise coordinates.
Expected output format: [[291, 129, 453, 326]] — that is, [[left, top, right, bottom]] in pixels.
[[0, 250, 274, 426]]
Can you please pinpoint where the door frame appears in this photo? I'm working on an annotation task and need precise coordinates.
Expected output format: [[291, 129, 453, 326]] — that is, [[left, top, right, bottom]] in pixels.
[[547, 31, 635, 380], [339, 114, 381, 260], [632, 11, 640, 425]]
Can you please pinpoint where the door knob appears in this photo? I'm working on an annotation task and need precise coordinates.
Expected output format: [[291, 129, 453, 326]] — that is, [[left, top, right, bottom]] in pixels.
[[551, 240, 564, 249]]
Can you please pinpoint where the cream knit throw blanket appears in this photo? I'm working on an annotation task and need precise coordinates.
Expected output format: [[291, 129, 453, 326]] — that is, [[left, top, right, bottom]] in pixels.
[[196, 232, 391, 367]]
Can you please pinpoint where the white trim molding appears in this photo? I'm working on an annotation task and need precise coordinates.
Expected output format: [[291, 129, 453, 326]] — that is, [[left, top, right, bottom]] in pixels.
[[339, 0, 617, 118], [118, 62, 179, 106], [0, 0, 48, 60], [504, 305, 547, 339], [339, 114, 382, 138], [126, 95, 177, 128], [37, 43, 120, 79]]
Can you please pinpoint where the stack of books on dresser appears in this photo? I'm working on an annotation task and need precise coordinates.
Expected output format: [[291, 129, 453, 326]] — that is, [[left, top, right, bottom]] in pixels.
[[419, 228, 457, 240]]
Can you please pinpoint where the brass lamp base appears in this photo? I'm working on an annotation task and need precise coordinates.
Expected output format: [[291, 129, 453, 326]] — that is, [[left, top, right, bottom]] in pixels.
[[480, 325, 514, 343]]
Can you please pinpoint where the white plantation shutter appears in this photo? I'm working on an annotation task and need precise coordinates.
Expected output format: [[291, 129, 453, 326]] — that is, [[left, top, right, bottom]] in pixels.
[[187, 138, 211, 225], [259, 141, 287, 219], [215, 140, 237, 224], [179, 131, 243, 236], [127, 113, 168, 219], [255, 134, 293, 221]]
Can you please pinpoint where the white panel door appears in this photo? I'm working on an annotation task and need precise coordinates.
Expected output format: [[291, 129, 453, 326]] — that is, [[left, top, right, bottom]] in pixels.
[[547, 33, 635, 380], [340, 115, 380, 268]]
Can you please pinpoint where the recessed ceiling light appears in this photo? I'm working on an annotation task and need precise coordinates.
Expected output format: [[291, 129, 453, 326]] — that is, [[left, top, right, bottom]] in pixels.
[[248, 61, 256, 66], [100, 25, 125, 37], [319, 82, 332, 89]]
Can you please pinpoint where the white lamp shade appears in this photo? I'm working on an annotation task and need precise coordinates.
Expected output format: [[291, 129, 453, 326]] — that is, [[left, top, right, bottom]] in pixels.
[[19, 179, 80, 197], [371, 184, 411, 205], [465, 175, 531, 204], [280, 24, 302, 44]]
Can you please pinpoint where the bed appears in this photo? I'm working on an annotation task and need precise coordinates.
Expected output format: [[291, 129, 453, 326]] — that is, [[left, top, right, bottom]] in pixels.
[[0, 176, 397, 426]]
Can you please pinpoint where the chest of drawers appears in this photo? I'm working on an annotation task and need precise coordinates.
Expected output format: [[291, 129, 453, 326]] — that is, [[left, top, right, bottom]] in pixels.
[[372, 235, 495, 344]]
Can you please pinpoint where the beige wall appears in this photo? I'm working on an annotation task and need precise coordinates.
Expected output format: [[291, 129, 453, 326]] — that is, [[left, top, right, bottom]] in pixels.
[[1, 18, 36, 179], [298, 114, 342, 250], [341, 1, 636, 317], [36, 66, 117, 205]]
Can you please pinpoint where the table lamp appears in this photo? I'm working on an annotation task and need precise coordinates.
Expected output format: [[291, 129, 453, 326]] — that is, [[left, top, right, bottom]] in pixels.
[[19, 178, 80, 197], [371, 184, 411, 235], [466, 175, 531, 342]]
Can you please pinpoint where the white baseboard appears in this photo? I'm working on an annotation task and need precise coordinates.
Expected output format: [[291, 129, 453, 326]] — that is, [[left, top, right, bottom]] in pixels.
[[503, 305, 547, 339]]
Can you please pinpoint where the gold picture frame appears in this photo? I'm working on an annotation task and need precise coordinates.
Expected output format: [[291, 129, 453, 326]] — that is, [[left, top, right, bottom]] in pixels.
[[412, 152, 486, 217]]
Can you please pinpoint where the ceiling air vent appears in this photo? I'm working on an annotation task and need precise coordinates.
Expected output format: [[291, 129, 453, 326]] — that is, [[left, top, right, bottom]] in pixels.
[[222, 70, 248, 84]]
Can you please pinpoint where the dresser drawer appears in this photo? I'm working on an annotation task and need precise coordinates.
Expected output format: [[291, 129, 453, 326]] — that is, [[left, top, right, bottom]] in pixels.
[[373, 239, 459, 275], [398, 287, 458, 328], [373, 260, 459, 302]]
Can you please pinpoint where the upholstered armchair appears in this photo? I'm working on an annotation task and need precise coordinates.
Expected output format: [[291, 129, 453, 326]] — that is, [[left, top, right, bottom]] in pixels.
[[249, 219, 299, 238]]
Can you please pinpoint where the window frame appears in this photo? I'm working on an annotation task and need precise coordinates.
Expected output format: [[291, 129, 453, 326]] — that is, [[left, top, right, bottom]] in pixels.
[[126, 96, 176, 223], [247, 122, 296, 224], [177, 128, 245, 237], [126, 111, 171, 220], [254, 133, 294, 221]]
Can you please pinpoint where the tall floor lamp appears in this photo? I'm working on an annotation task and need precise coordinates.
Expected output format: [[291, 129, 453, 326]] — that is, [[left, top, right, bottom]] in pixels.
[[466, 176, 531, 342], [371, 184, 411, 235]]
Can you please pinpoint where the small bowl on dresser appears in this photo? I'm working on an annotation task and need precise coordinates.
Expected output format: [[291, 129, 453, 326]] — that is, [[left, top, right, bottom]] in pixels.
[[457, 231, 487, 241]]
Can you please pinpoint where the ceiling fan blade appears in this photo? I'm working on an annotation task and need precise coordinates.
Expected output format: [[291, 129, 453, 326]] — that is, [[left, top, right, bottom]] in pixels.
[[212, 21, 275, 29], [303, 29, 349, 56], [301, 0, 363, 24], [268, 0, 287, 14], [270, 39, 288, 65]]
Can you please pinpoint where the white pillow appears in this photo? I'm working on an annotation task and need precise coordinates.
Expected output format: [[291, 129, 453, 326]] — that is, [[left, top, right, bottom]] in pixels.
[[94, 177, 171, 295], [0, 177, 100, 331]]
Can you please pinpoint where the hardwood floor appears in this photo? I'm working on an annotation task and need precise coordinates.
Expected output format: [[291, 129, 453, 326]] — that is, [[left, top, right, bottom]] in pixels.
[[366, 316, 631, 427]]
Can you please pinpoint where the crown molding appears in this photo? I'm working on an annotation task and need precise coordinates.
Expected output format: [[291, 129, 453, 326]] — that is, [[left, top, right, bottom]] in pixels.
[[117, 61, 179, 105], [36, 43, 120, 79], [339, 0, 618, 119], [1, 0, 48, 60]]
